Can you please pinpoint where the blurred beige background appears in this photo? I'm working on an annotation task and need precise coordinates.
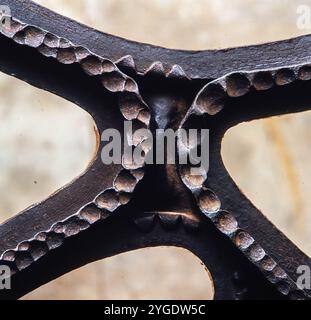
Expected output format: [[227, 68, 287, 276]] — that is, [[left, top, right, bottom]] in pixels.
[[0, 0, 310, 299]]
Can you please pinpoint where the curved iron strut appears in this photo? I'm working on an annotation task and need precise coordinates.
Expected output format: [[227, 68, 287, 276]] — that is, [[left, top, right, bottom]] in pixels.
[[0, 0, 311, 300]]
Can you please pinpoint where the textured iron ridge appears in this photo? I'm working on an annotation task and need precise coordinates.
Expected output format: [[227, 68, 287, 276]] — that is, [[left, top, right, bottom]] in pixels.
[[114, 55, 191, 80], [0, 16, 150, 273], [133, 212, 202, 233], [178, 63, 311, 299], [191, 65, 311, 115]]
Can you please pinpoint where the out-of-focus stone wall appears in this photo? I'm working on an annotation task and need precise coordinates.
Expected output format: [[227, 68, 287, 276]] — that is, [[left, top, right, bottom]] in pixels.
[[0, 0, 310, 299], [0, 75, 97, 223], [23, 247, 214, 300]]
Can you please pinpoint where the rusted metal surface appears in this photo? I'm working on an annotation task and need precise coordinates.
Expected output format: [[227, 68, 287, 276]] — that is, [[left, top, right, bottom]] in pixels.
[[0, 0, 311, 300]]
